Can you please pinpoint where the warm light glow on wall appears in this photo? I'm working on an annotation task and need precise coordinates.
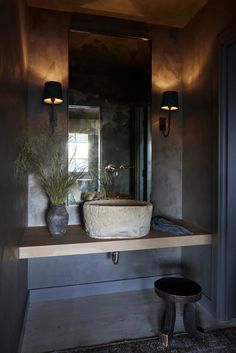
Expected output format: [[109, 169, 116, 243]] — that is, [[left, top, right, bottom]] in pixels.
[[28, 27, 67, 86], [152, 68, 180, 94], [29, 64, 67, 86], [183, 64, 202, 86], [183, 45, 212, 87]]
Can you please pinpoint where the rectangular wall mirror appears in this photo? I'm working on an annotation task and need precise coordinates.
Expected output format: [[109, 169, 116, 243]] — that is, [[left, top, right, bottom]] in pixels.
[[68, 29, 151, 204]]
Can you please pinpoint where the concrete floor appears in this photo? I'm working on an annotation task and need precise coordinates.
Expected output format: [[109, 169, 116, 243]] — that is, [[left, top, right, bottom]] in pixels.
[[21, 289, 236, 353]]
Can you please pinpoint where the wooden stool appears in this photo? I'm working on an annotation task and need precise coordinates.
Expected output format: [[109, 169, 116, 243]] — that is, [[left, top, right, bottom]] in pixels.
[[154, 277, 203, 347]]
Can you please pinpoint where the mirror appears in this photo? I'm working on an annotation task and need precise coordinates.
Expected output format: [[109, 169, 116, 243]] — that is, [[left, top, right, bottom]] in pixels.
[[68, 30, 151, 204]]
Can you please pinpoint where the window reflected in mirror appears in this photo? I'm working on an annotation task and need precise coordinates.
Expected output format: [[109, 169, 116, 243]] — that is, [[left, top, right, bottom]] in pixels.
[[68, 105, 100, 205]]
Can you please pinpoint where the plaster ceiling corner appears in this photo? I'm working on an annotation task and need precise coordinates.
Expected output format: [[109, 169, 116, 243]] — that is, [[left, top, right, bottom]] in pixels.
[[27, 0, 209, 28], [80, 0, 144, 18]]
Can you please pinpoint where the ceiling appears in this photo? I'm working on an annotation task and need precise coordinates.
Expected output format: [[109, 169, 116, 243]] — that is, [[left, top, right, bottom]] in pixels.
[[28, 0, 208, 28]]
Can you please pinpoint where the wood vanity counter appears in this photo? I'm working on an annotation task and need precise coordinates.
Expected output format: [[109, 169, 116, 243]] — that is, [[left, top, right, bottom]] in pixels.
[[19, 220, 213, 259]]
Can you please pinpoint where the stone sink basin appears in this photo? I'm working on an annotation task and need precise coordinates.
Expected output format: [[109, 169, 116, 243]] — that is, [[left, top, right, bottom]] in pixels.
[[83, 200, 153, 239]]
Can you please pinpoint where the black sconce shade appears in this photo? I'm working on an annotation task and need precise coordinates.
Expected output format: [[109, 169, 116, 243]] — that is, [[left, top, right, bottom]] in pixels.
[[159, 91, 179, 137], [161, 91, 178, 111], [43, 81, 63, 105]]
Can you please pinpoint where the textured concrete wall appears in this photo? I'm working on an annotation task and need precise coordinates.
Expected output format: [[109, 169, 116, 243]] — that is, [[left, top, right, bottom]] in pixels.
[[0, 1, 28, 352], [150, 25, 183, 219], [27, 8, 182, 290], [182, 0, 236, 301], [27, 7, 70, 226], [28, 249, 181, 289], [27, 8, 183, 226]]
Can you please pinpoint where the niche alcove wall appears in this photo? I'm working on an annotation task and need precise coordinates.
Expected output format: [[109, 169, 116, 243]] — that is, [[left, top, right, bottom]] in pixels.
[[23, 0, 236, 321], [27, 7, 183, 295]]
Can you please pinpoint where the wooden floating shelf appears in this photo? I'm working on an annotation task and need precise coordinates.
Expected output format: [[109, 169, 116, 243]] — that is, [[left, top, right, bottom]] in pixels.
[[19, 220, 214, 259]]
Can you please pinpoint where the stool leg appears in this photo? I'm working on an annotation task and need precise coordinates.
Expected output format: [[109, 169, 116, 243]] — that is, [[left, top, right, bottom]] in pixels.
[[160, 302, 176, 347], [183, 303, 203, 340]]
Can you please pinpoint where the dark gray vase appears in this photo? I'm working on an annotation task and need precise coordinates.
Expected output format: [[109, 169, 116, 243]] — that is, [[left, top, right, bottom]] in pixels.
[[46, 204, 69, 237]]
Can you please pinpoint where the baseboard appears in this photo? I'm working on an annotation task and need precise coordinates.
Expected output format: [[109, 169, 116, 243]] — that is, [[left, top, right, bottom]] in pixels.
[[29, 275, 214, 309], [17, 291, 30, 353], [29, 274, 181, 303]]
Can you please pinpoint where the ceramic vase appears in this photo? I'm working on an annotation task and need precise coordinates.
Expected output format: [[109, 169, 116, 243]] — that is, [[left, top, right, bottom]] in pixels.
[[46, 204, 69, 237]]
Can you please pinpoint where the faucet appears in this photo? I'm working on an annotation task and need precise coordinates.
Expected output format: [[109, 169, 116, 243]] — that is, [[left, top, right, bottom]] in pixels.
[[105, 163, 134, 177], [105, 164, 119, 176], [105, 164, 117, 172]]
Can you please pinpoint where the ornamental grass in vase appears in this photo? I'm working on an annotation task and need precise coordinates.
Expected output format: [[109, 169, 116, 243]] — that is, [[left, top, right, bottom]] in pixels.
[[15, 125, 83, 237]]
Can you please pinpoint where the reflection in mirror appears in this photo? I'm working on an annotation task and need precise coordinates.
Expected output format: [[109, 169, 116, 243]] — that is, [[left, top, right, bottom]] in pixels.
[[68, 30, 151, 203], [68, 105, 100, 205]]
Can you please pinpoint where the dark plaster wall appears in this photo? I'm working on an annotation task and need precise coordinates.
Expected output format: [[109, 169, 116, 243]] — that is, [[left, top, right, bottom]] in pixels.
[[150, 25, 183, 219], [27, 8, 182, 290], [0, 1, 28, 352], [27, 7, 70, 226], [28, 249, 181, 289], [27, 7, 183, 225], [182, 0, 236, 303]]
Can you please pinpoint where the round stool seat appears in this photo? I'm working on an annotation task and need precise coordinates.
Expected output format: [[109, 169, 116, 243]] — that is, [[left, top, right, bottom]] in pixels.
[[155, 277, 202, 303]]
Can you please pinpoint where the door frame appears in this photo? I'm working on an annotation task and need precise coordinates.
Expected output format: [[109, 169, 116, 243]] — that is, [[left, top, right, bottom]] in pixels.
[[217, 23, 236, 320]]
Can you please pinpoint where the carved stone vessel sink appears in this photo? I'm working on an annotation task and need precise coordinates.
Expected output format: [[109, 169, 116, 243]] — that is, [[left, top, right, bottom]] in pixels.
[[83, 200, 153, 239]]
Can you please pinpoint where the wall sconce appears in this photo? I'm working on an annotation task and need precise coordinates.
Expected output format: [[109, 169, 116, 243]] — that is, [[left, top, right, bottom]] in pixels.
[[43, 81, 63, 132], [159, 91, 179, 137]]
